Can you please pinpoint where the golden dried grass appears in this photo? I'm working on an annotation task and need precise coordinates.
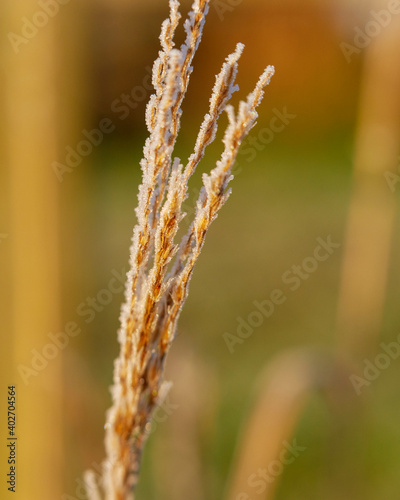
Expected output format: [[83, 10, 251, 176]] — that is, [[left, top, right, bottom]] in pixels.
[[85, 1, 274, 498]]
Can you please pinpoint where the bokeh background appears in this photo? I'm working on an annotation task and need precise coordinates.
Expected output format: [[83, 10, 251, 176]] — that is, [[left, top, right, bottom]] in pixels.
[[1, 0, 400, 499]]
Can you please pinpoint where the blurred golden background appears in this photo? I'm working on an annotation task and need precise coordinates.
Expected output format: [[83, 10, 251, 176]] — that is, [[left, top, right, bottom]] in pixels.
[[1, 0, 400, 499]]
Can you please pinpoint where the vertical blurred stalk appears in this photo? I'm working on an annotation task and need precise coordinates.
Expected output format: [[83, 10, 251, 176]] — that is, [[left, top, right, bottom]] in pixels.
[[337, 9, 400, 359], [0, 0, 13, 492], [224, 351, 319, 500], [4, 1, 62, 498]]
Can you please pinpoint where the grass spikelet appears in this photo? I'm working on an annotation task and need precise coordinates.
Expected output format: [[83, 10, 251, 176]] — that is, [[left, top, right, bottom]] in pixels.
[[88, 1, 275, 498]]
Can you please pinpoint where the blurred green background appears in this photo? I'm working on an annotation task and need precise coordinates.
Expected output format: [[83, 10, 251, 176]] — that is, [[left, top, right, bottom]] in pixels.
[[1, 0, 400, 499]]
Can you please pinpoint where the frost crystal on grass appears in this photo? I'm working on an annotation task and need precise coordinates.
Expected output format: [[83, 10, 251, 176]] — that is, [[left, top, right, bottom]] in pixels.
[[87, 1, 275, 499]]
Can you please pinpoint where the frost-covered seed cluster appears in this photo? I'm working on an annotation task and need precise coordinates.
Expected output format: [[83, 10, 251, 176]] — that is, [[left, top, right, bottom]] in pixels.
[[85, 1, 274, 499]]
